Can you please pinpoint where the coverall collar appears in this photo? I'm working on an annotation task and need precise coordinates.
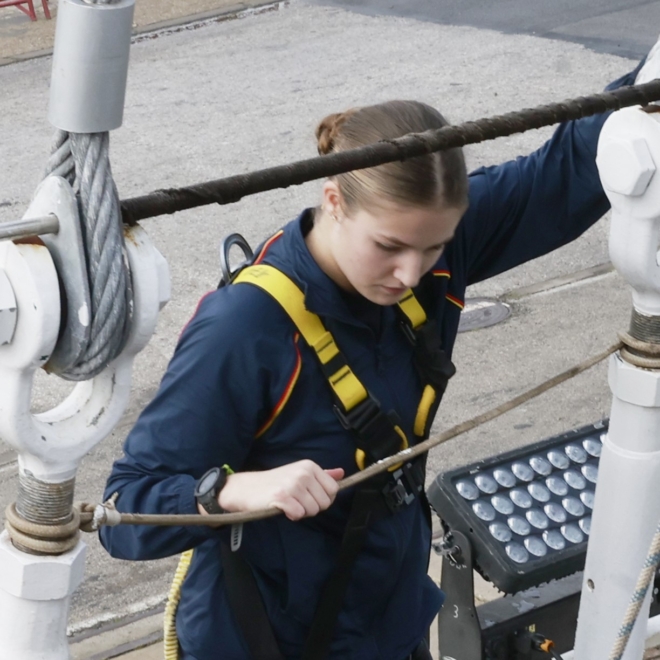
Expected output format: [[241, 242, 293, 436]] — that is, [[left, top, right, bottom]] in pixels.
[[283, 209, 382, 329]]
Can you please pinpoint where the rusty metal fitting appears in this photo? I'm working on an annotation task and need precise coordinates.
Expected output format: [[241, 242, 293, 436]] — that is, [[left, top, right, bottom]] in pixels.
[[629, 309, 660, 344], [16, 472, 75, 526], [618, 310, 660, 368], [7, 473, 78, 555]]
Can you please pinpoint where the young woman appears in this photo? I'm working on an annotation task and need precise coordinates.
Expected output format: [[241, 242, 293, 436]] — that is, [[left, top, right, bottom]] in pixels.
[[101, 64, 644, 659]]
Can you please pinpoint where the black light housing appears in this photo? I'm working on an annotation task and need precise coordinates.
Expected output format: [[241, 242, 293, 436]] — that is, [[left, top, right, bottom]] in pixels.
[[427, 420, 605, 595]]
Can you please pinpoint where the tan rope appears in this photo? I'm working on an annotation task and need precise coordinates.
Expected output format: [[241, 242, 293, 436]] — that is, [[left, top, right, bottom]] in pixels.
[[77, 341, 622, 530], [618, 331, 660, 368], [5, 503, 80, 554]]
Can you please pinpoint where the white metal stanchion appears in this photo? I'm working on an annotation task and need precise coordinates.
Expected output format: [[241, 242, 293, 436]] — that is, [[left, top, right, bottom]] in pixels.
[[574, 106, 660, 660]]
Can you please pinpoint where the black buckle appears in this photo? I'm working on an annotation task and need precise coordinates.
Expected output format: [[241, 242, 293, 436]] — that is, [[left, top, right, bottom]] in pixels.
[[334, 398, 403, 464], [333, 396, 382, 433], [382, 462, 424, 513]]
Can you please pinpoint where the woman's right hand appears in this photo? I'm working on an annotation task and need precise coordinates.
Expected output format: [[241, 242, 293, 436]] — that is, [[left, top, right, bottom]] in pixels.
[[215, 460, 345, 521]]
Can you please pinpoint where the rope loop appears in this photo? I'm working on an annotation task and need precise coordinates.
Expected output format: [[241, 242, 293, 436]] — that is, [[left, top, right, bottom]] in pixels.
[[618, 331, 660, 368], [4, 502, 80, 555]]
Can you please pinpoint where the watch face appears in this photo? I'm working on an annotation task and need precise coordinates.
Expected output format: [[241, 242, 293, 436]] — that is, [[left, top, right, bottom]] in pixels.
[[197, 468, 220, 497]]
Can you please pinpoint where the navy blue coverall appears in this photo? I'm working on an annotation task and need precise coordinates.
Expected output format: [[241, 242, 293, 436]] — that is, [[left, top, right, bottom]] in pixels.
[[101, 68, 639, 659]]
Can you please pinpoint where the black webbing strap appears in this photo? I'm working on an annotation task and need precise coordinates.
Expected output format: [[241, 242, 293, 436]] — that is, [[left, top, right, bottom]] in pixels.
[[334, 397, 404, 464], [300, 484, 387, 660], [220, 542, 285, 660], [412, 320, 455, 395]]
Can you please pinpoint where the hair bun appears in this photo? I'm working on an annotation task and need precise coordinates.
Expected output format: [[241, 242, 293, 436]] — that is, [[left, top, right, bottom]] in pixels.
[[315, 110, 356, 155]]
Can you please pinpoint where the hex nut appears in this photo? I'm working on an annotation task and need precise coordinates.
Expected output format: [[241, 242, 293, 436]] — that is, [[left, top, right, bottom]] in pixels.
[[0, 534, 86, 600], [0, 268, 17, 346], [597, 137, 656, 197], [609, 353, 660, 407]]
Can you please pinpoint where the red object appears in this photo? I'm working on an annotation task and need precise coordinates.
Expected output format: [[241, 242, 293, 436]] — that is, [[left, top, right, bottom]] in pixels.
[[0, 0, 50, 21]]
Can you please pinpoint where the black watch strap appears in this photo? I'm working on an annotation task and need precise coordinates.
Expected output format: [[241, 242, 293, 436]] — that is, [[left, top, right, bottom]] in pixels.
[[194, 466, 229, 514]]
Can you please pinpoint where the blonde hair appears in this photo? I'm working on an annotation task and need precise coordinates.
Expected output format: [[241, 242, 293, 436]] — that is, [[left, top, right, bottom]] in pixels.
[[316, 100, 468, 212]]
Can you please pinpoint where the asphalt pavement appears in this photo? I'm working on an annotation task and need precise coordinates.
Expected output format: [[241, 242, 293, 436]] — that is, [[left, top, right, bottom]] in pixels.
[[0, 0, 658, 657], [311, 0, 660, 60]]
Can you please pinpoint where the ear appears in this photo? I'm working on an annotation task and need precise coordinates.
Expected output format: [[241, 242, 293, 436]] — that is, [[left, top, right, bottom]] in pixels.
[[322, 180, 343, 219]]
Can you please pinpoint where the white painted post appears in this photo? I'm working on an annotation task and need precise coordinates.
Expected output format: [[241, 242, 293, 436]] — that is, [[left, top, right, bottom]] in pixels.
[[0, 176, 169, 659], [574, 106, 660, 660]]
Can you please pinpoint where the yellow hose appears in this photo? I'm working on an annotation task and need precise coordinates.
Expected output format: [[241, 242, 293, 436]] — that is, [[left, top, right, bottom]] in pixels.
[[163, 550, 193, 660]]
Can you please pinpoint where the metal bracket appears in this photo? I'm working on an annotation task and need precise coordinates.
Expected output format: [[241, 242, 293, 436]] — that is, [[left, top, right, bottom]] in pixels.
[[437, 530, 483, 660]]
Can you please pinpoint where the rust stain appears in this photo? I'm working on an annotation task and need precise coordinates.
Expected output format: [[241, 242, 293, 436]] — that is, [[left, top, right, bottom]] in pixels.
[[123, 226, 140, 247], [13, 236, 46, 247]]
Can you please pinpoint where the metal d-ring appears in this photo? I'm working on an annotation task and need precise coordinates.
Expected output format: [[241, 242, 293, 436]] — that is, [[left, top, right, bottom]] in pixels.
[[219, 233, 254, 287]]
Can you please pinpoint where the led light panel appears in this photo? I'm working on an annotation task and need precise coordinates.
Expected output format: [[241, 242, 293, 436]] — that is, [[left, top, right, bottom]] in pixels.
[[427, 421, 606, 594]]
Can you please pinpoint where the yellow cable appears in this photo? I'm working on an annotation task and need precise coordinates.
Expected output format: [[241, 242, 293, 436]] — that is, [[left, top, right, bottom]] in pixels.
[[163, 550, 193, 660]]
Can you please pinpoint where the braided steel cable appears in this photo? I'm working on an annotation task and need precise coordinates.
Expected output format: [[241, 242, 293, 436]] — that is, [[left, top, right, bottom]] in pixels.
[[120, 79, 660, 223], [44, 38, 133, 381], [43, 130, 132, 381], [44, 129, 75, 184], [65, 132, 132, 379]]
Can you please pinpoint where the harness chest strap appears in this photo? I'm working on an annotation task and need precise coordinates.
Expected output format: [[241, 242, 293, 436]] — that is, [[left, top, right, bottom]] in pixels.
[[233, 264, 443, 467]]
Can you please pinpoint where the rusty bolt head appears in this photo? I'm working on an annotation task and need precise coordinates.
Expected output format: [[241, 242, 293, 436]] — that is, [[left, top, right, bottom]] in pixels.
[[0, 268, 17, 346], [597, 137, 656, 197]]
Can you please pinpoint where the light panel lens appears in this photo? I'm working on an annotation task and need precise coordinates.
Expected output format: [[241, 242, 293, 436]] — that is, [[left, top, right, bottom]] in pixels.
[[441, 433, 601, 567]]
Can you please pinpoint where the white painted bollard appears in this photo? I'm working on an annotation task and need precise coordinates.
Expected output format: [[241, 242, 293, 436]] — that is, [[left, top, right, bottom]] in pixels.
[[574, 106, 660, 660]]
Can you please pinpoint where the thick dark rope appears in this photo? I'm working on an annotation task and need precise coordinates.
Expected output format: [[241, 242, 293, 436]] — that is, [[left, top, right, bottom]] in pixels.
[[121, 80, 660, 224]]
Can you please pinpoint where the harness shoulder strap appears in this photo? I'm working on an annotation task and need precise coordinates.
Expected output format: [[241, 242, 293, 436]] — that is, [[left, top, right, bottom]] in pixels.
[[234, 264, 368, 412]]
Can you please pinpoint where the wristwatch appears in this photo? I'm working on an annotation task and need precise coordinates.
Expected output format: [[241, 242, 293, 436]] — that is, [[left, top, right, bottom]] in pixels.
[[194, 466, 230, 514]]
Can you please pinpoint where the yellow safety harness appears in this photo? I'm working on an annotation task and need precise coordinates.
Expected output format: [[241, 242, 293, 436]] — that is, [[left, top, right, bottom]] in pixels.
[[164, 253, 456, 660], [236, 265, 418, 468]]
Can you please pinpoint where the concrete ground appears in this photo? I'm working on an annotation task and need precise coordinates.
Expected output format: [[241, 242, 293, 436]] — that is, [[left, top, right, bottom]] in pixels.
[[1, 0, 659, 658]]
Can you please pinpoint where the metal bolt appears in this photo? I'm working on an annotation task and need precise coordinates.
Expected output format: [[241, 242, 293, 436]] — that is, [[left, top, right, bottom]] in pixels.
[[0, 215, 59, 242], [597, 137, 656, 197], [0, 269, 17, 346]]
